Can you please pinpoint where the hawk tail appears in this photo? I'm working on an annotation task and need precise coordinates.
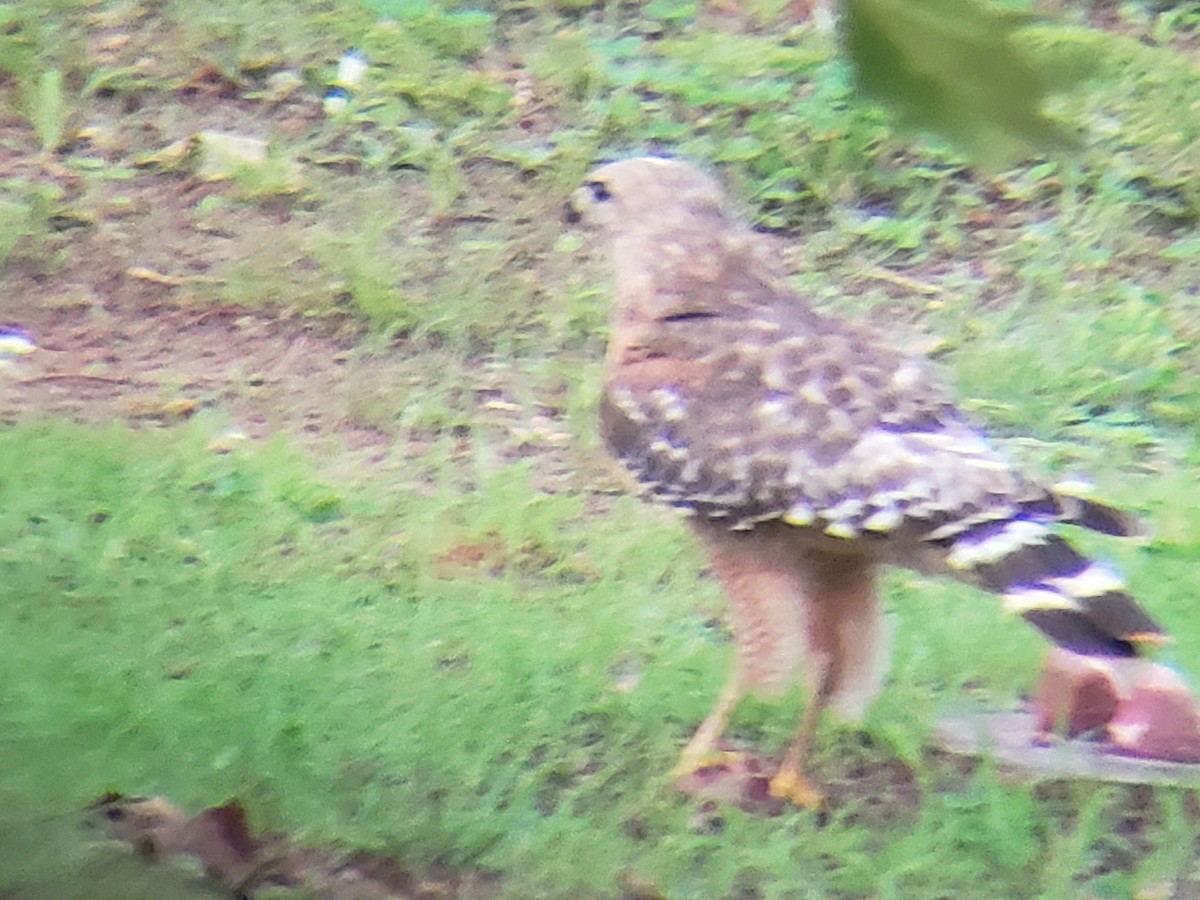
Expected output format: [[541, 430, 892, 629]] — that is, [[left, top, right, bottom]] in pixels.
[[943, 517, 1164, 657], [1053, 490, 1143, 538]]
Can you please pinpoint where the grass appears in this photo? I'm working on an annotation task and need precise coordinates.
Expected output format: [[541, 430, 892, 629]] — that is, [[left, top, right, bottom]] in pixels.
[[6, 419, 1197, 899], [1, 0, 1199, 896]]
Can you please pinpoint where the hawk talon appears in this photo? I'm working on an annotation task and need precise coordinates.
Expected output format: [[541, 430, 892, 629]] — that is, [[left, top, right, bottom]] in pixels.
[[768, 768, 826, 811], [672, 748, 745, 779]]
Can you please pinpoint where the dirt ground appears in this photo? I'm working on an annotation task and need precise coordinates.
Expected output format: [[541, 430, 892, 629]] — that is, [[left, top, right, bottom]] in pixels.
[[6, 293, 379, 446]]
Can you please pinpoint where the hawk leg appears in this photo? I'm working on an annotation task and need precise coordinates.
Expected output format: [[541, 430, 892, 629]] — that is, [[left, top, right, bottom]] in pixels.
[[672, 677, 747, 776], [769, 653, 835, 810], [685, 521, 882, 810]]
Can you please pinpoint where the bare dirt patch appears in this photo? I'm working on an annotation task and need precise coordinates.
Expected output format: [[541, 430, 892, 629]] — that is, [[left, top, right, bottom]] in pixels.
[[5, 297, 377, 446]]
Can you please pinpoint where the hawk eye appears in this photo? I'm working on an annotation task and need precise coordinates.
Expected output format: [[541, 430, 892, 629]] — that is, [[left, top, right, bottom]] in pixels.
[[587, 180, 612, 202]]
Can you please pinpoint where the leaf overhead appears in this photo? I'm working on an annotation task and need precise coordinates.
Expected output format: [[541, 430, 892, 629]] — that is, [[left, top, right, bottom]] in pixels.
[[842, 0, 1084, 165]]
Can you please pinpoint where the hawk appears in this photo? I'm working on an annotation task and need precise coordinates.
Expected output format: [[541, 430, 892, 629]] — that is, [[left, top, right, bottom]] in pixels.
[[568, 157, 1166, 809]]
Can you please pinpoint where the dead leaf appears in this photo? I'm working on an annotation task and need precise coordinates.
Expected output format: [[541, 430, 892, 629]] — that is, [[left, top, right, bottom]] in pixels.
[[195, 131, 269, 181], [176, 65, 242, 98], [122, 395, 200, 419], [134, 138, 194, 172], [674, 750, 786, 817], [182, 802, 260, 881], [126, 266, 185, 286], [433, 532, 507, 579], [88, 792, 472, 899]]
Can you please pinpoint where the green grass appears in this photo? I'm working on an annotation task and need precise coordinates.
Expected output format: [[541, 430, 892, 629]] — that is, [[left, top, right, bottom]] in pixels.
[[5, 419, 1199, 899], [2, 0, 1200, 896]]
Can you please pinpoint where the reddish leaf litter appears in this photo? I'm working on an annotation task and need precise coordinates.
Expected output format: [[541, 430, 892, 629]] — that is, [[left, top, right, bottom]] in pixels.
[[87, 793, 493, 900], [673, 753, 790, 822], [674, 746, 920, 827]]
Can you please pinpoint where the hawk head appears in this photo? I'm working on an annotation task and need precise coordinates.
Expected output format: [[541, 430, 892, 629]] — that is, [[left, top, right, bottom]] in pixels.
[[566, 157, 733, 237]]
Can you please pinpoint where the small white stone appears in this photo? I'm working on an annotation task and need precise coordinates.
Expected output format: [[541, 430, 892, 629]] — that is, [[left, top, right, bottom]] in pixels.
[[336, 50, 369, 89]]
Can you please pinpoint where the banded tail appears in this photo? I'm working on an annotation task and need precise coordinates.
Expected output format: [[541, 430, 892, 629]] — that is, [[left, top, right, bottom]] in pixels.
[[938, 496, 1164, 657]]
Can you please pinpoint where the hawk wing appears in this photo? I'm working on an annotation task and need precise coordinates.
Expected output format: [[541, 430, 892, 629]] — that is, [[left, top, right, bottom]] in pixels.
[[601, 308, 1048, 540], [601, 304, 1160, 655]]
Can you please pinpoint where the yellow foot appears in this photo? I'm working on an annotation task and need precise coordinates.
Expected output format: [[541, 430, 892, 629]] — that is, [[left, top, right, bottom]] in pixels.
[[672, 749, 745, 779], [768, 767, 825, 811]]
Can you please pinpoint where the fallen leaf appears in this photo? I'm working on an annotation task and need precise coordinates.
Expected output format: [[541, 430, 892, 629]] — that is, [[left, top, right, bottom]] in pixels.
[[195, 131, 269, 181], [89, 792, 472, 899]]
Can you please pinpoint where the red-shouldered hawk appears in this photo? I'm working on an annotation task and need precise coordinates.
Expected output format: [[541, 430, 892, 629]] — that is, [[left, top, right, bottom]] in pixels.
[[568, 157, 1166, 809]]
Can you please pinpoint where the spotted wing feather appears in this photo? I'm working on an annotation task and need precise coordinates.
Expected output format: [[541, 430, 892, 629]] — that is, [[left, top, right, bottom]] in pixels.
[[602, 308, 1038, 536], [601, 302, 1162, 656]]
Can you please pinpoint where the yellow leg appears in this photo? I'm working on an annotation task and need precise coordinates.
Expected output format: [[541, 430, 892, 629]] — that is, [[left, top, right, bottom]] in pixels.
[[769, 655, 834, 810], [672, 677, 745, 777]]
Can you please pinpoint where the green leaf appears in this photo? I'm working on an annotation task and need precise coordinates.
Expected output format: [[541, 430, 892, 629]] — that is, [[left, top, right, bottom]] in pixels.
[[841, 0, 1082, 165]]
